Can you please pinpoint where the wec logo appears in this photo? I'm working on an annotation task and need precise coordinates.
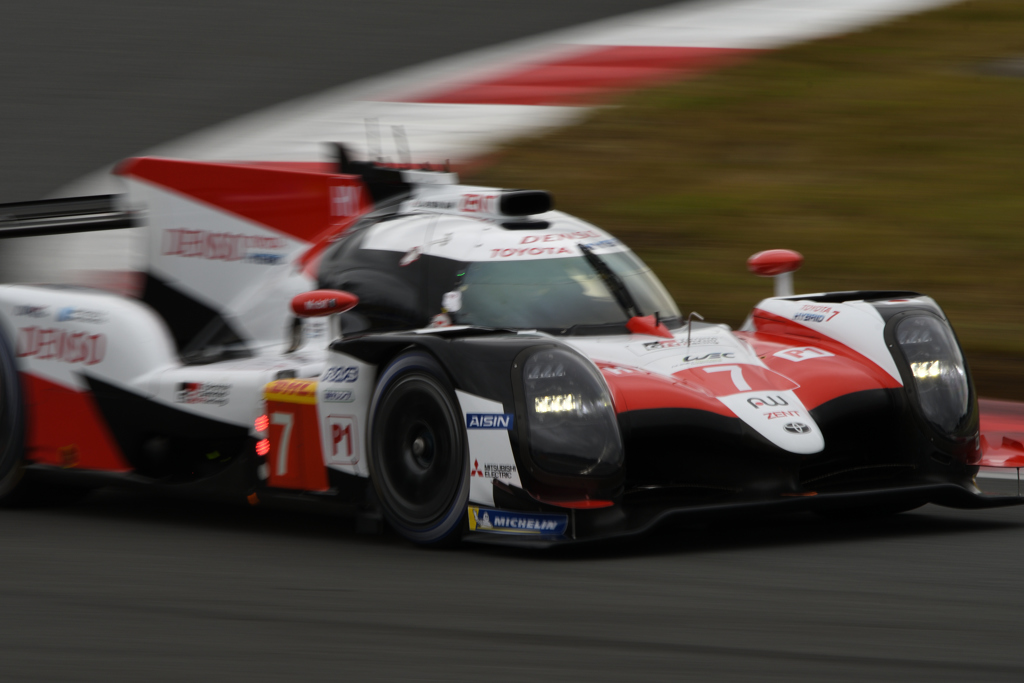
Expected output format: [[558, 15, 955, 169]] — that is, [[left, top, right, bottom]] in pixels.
[[466, 413, 514, 430]]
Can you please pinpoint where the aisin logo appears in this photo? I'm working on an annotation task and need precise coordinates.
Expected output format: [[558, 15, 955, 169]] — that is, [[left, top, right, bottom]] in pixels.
[[783, 422, 811, 434]]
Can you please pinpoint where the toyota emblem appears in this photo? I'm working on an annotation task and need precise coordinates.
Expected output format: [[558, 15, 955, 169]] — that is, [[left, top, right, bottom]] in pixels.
[[784, 422, 811, 434]]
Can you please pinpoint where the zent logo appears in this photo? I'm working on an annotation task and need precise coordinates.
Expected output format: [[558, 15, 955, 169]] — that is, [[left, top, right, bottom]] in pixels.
[[323, 366, 358, 383], [466, 413, 514, 430]]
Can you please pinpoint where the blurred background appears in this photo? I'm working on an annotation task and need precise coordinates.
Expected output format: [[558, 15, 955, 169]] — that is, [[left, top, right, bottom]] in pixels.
[[4, 1, 1024, 681]]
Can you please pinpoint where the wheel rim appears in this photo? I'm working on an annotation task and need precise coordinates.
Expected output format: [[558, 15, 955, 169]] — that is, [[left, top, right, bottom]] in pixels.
[[375, 373, 463, 527]]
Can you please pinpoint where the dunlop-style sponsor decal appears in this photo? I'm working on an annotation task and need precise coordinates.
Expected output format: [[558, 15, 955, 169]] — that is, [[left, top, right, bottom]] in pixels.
[[176, 382, 230, 406], [467, 506, 567, 536]]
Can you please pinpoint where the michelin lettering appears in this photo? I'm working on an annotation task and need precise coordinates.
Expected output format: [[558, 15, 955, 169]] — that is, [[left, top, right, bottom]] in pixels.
[[468, 506, 568, 536]]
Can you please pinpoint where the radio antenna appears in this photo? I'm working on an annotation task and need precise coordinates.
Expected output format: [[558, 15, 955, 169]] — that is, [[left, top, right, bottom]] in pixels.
[[365, 118, 381, 161], [391, 125, 411, 166], [687, 311, 705, 347]]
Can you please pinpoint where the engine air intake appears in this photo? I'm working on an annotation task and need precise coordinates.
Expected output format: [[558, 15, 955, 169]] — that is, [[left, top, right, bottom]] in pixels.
[[499, 190, 552, 216]]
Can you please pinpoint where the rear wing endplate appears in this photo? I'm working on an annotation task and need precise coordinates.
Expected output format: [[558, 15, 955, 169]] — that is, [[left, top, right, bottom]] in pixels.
[[0, 195, 137, 238]]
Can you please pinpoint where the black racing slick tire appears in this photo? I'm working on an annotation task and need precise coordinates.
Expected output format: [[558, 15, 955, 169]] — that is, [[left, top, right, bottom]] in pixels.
[[0, 327, 28, 505], [368, 351, 469, 546]]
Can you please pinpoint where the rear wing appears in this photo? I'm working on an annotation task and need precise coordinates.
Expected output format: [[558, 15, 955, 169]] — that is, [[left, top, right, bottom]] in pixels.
[[0, 195, 138, 238]]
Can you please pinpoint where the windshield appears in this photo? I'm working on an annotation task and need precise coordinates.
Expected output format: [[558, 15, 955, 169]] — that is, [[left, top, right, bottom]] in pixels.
[[449, 251, 680, 331]]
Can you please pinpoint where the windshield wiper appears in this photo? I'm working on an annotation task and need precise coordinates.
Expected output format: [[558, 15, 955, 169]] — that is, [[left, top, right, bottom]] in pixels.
[[578, 243, 641, 319]]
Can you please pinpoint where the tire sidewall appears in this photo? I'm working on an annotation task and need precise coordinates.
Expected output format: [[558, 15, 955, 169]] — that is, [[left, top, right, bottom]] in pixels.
[[0, 326, 26, 499], [368, 350, 469, 544]]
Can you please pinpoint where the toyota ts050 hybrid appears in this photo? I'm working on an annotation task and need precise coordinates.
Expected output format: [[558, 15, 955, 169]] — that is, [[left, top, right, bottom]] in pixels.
[[1, 145, 1022, 546]]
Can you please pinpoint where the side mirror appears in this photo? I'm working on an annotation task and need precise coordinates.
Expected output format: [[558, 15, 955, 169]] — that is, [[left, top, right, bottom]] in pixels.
[[291, 289, 359, 317], [747, 249, 803, 297]]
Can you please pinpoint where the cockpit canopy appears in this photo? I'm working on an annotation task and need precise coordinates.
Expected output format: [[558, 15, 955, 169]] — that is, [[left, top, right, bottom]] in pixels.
[[318, 206, 680, 334]]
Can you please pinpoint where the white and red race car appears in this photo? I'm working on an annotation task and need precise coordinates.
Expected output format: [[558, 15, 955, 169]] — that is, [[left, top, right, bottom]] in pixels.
[[0, 146, 1021, 545]]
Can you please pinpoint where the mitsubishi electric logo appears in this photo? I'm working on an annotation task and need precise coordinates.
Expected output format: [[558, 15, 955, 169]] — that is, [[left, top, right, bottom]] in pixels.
[[784, 422, 811, 434]]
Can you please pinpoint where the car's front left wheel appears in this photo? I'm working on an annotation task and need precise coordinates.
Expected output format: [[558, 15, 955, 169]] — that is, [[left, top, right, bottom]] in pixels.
[[368, 351, 468, 545], [0, 328, 29, 505]]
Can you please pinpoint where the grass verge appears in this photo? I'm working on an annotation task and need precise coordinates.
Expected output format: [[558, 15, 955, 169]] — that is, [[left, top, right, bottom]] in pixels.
[[466, 0, 1024, 398]]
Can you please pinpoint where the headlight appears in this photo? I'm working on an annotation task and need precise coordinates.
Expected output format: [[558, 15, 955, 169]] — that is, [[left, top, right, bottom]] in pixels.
[[522, 348, 623, 477], [895, 315, 970, 435]]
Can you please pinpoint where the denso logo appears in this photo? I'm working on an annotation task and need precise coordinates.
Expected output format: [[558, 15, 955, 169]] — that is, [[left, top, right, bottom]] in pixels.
[[520, 230, 601, 245], [162, 228, 286, 264], [16, 327, 105, 365], [746, 395, 789, 408], [466, 413, 514, 430]]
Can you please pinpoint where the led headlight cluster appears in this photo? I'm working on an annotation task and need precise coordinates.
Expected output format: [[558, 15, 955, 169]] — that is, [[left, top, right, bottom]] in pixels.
[[895, 315, 970, 435], [522, 348, 623, 477]]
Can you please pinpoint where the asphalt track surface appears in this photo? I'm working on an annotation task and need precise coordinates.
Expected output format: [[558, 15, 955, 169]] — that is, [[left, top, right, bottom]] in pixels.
[[6, 2, 1024, 681]]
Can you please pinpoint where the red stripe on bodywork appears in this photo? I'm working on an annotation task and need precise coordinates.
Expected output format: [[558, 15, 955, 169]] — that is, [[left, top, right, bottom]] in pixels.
[[22, 373, 131, 471], [597, 363, 733, 416], [412, 45, 757, 106], [745, 309, 902, 409], [116, 157, 371, 246], [979, 398, 1024, 467]]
